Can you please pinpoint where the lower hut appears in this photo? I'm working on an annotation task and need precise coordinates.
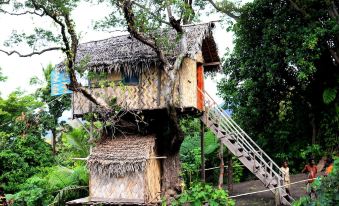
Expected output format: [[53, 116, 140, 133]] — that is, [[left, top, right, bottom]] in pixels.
[[67, 135, 161, 205]]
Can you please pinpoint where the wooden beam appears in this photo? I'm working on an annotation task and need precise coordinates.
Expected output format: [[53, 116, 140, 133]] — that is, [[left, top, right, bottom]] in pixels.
[[203, 62, 220, 67], [200, 119, 206, 182], [149, 156, 167, 159], [72, 157, 89, 161]]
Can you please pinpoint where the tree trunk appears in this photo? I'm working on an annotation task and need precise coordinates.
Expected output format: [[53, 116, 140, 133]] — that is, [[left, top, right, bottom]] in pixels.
[[200, 120, 205, 182], [51, 128, 57, 155], [310, 113, 316, 145], [162, 152, 182, 199]]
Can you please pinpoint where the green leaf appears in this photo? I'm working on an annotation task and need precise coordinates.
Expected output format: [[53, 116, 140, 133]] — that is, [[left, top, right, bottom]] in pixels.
[[323, 88, 337, 104]]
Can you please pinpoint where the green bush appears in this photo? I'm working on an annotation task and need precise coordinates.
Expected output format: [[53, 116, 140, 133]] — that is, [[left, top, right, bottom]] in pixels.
[[293, 157, 339, 206], [166, 182, 235, 206], [6, 165, 89, 206], [0, 135, 54, 192]]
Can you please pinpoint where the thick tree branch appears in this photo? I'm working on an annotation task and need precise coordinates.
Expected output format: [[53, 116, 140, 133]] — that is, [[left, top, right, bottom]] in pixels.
[[330, 49, 339, 64], [288, 0, 309, 18], [122, 0, 170, 68], [0, 47, 62, 57], [0, 8, 44, 16], [167, 6, 183, 33], [206, 0, 239, 20], [328, 1, 339, 24], [30, 0, 110, 110], [0, 0, 9, 4]]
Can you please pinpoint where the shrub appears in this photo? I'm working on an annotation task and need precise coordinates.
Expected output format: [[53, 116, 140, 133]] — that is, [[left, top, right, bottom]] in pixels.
[[166, 182, 235, 206]]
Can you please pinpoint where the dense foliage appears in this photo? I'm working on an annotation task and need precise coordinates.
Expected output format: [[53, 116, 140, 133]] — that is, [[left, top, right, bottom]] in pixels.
[[219, 0, 339, 171], [293, 158, 339, 206], [0, 92, 54, 192], [6, 165, 88, 206], [0, 70, 89, 204], [180, 118, 243, 186], [167, 182, 235, 206]]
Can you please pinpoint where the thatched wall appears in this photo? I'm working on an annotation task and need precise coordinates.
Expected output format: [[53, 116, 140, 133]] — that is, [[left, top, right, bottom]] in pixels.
[[87, 136, 161, 204], [72, 57, 198, 115], [144, 149, 161, 203], [90, 171, 145, 201]]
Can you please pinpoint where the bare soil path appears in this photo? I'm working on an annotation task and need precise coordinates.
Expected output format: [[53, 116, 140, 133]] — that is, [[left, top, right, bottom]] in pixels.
[[230, 174, 311, 206]]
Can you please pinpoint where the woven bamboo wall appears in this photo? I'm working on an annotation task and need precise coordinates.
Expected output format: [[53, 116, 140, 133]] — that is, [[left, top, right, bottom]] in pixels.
[[144, 152, 162, 203], [73, 57, 199, 115], [180, 58, 197, 108], [90, 171, 145, 201]]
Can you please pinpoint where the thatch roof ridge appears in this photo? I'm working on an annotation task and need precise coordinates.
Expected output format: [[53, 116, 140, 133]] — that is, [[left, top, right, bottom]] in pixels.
[[57, 22, 219, 74], [87, 135, 156, 178]]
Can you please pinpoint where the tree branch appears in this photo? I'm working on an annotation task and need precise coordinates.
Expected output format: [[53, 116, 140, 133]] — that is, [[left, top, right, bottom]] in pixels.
[[122, 0, 170, 68], [288, 0, 309, 18], [328, 1, 339, 24], [206, 0, 239, 20], [167, 6, 183, 33], [132, 1, 170, 26], [0, 47, 62, 57], [0, 0, 9, 4], [329, 49, 339, 64], [0, 8, 44, 16]]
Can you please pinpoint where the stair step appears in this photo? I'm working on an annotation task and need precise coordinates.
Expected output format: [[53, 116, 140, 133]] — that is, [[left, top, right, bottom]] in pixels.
[[262, 173, 269, 178], [229, 139, 236, 144], [245, 156, 252, 161], [201, 91, 287, 204]]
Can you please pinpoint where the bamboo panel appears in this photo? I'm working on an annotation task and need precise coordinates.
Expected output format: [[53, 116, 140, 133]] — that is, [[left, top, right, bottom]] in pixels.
[[73, 91, 90, 115], [144, 151, 161, 203], [180, 58, 197, 108], [90, 172, 145, 201], [140, 69, 160, 110]]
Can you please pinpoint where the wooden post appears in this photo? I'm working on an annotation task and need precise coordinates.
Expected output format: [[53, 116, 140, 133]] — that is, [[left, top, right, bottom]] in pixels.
[[88, 79, 94, 145], [218, 140, 224, 189], [227, 151, 233, 192], [200, 119, 205, 182]]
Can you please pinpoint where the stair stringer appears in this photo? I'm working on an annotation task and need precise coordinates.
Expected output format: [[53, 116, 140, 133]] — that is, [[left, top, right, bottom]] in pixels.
[[200, 90, 294, 205]]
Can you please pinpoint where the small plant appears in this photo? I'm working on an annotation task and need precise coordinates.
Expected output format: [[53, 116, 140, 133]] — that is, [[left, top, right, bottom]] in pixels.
[[164, 182, 235, 206]]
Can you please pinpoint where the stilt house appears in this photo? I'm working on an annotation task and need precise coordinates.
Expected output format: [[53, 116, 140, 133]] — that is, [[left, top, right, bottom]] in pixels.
[[67, 23, 220, 205], [71, 23, 219, 116]]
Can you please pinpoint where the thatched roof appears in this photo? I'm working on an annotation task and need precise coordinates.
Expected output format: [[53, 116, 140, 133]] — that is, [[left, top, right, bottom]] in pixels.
[[87, 135, 156, 178], [57, 22, 219, 74]]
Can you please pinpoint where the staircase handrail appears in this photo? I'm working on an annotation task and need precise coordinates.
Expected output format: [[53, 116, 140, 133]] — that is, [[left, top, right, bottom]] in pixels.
[[200, 88, 284, 178]]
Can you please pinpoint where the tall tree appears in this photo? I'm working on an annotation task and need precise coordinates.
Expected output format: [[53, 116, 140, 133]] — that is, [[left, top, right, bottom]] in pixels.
[[218, 0, 339, 164], [31, 64, 71, 154]]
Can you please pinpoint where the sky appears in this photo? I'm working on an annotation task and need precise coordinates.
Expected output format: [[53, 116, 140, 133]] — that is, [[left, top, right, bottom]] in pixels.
[[0, 1, 242, 109]]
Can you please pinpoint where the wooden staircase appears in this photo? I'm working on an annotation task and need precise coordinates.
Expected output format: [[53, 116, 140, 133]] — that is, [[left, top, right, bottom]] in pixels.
[[200, 90, 294, 205]]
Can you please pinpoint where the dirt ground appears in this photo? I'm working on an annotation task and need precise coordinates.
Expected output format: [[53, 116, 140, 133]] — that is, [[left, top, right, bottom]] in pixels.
[[230, 174, 312, 206]]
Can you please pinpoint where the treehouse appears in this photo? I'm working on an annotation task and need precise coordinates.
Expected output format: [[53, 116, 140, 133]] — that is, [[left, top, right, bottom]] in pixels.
[[66, 22, 220, 205], [69, 23, 220, 116]]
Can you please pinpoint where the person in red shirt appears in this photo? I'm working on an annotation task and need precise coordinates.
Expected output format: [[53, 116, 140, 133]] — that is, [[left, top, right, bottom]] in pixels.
[[302, 158, 318, 198], [0, 187, 7, 206]]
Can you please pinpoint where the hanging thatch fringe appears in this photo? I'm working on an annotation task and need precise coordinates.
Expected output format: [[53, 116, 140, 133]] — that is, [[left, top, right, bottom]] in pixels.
[[87, 135, 156, 178], [56, 22, 219, 73]]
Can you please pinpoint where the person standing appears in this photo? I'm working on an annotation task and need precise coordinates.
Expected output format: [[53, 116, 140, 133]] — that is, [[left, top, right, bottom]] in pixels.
[[302, 158, 318, 198], [280, 161, 291, 196], [324, 156, 334, 176], [0, 187, 7, 206]]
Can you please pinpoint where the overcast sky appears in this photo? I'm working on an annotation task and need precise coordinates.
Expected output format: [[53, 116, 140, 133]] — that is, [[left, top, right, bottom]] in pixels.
[[0, 1, 244, 106]]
